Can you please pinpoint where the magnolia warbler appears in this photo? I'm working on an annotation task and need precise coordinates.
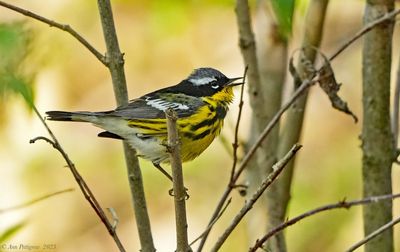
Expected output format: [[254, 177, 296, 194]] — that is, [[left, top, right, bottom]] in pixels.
[[46, 68, 243, 180]]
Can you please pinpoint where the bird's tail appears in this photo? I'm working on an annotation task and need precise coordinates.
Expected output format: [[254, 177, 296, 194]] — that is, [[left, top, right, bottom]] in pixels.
[[46, 111, 103, 122]]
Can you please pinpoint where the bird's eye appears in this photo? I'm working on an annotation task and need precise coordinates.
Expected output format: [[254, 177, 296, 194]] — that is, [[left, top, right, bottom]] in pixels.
[[211, 83, 219, 89]]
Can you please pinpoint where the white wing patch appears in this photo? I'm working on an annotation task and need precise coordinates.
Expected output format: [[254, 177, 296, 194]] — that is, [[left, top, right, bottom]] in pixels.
[[189, 77, 216, 86], [145, 98, 189, 111]]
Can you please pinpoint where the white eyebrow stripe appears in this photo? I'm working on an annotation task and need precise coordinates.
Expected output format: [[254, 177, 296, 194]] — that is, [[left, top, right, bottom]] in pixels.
[[189, 77, 216, 86], [145, 98, 189, 111]]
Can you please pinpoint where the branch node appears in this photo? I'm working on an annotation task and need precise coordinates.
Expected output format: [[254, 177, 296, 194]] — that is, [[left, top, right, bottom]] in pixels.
[[29, 136, 57, 148], [107, 207, 120, 231]]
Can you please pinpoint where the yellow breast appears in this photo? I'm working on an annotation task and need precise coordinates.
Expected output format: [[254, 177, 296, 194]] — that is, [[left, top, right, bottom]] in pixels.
[[177, 86, 234, 162]]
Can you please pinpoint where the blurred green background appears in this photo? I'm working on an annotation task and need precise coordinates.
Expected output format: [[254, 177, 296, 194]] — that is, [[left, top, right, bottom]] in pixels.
[[0, 0, 399, 251]]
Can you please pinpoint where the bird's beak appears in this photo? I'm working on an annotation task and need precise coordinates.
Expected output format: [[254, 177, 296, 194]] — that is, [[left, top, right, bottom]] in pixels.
[[227, 77, 244, 87]]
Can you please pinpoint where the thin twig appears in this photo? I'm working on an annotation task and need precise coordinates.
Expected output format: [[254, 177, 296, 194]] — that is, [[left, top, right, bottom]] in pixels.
[[190, 198, 232, 247], [230, 66, 248, 183], [249, 193, 400, 251], [196, 3, 259, 251], [346, 215, 400, 252], [0, 188, 74, 214], [197, 78, 316, 251], [30, 136, 56, 147], [211, 144, 302, 251], [166, 108, 191, 252], [31, 106, 126, 252], [329, 8, 400, 62], [231, 83, 312, 184], [0, 0, 107, 65], [197, 8, 400, 251]]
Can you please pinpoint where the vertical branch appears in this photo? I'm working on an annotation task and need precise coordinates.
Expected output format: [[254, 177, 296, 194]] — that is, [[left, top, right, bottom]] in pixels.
[[196, 2, 261, 250], [166, 108, 191, 252], [96, 1, 155, 251], [361, 0, 395, 251], [391, 52, 400, 148], [235, 0, 262, 106], [247, 0, 290, 249], [230, 67, 248, 181], [265, 1, 329, 251]]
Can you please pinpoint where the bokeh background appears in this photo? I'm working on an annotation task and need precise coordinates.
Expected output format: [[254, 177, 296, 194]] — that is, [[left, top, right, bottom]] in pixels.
[[0, 0, 399, 251]]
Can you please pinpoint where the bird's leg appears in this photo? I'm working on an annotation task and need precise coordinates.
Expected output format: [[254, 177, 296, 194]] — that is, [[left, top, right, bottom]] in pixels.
[[152, 162, 173, 181], [152, 162, 189, 199]]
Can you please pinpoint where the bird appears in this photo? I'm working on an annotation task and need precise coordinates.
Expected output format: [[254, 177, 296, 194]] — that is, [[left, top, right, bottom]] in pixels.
[[46, 68, 243, 180]]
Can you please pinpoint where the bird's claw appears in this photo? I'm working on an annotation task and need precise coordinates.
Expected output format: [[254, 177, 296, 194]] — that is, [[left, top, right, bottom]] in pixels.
[[169, 187, 190, 200]]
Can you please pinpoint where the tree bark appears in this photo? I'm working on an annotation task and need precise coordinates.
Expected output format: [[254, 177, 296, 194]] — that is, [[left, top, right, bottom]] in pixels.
[[263, 1, 329, 251], [361, 0, 395, 251], [245, 0, 288, 250]]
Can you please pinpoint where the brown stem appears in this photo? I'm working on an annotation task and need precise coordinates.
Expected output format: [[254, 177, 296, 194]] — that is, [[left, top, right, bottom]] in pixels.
[[211, 144, 302, 251], [0, 1, 106, 65], [361, 1, 395, 251], [31, 106, 126, 252], [230, 66, 248, 182], [197, 78, 315, 251], [166, 108, 191, 252], [346, 216, 400, 252], [250, 193, 400, 251]]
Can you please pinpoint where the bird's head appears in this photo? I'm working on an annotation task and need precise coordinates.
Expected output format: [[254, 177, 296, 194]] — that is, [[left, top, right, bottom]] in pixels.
[[174, 68, 243, 97]]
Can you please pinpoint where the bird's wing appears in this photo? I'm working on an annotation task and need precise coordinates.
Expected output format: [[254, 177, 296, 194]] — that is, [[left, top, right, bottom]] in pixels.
[[110, 92, 205, 120]]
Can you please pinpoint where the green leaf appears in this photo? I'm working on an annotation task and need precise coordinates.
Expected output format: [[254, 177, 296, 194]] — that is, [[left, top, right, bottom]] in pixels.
[[0, 73, 34, 107], [0, 22, 29, 70], [0, 222, 26, 243], [0, 22, 35, 108], [270, 0, 295, 39]]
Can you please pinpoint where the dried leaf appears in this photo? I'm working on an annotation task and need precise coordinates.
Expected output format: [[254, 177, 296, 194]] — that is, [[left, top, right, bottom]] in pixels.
[[299, 51, 317, 79], [289, 48, 317, 88], [289, 54, 302, 88], [318, 56, 358, 123]]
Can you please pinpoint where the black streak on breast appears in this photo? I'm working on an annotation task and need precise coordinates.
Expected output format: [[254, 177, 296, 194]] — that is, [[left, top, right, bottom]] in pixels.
[[216, 106, 227, 119]]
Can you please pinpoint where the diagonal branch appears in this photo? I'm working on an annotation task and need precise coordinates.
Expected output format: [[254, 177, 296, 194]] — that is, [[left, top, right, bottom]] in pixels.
[[346, 215, 400, 252], [211, 144, 302, 251], [197, 77, 316, 251], [0, 0, 107, 65], [190, 198, 232, 247], [329, 8, 400, 62], [30, 106, 126, 252], [197, 7, 400, 251], [250, 193, 400, 251]]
